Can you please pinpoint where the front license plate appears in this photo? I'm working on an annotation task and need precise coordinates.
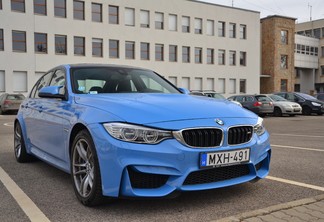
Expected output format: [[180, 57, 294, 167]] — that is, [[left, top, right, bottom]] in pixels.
[[200, 148, 250, 168]]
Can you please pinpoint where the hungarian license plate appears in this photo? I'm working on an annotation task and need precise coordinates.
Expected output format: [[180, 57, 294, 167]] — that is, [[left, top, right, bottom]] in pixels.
[[200, 148, 250, 168]]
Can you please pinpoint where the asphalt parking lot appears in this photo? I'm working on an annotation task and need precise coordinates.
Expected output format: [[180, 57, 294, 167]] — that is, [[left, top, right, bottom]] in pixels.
[[0, 114, 323, 222]]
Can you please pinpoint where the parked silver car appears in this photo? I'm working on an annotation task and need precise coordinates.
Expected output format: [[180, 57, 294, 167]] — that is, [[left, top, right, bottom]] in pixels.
[[190, 90, 243, 107], [0, 93, 25, 114], [266, 94, 302, 116]]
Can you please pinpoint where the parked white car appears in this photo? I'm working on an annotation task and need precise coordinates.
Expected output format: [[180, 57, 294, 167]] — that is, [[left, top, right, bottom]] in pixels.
[[266, 94, 302, 116]]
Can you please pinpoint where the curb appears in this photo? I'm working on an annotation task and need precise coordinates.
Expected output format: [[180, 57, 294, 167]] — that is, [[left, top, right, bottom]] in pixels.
[[212, 194, 324, 222]]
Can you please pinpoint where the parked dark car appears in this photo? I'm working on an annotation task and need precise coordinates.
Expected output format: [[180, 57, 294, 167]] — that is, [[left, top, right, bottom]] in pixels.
[[314, 93, 324, 102], [0, 93, 25, 114], [227, 95, 274, 117], [274, 92, 324, 115]]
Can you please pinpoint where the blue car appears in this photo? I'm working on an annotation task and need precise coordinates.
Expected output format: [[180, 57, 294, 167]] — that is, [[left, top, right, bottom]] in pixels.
[[15, 64, 271, 206]]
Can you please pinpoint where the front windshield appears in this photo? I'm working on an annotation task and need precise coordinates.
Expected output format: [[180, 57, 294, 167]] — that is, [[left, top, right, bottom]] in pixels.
[[297, 93, 316, 100], [205, 93, 225, 99], [269, 94, 287, 101], [71, 67, 180, 94]]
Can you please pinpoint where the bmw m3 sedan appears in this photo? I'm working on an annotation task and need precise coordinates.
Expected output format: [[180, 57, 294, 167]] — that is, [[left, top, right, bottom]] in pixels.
[[15, 64, 271, 206]]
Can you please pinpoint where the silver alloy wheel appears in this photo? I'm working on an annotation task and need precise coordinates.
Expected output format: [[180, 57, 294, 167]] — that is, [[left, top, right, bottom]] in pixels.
[[14, 124, 22, 158], [72, 138, 95, 198]]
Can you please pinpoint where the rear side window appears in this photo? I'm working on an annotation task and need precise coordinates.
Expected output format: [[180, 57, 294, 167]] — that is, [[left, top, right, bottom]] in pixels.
[[256, 96, 271, 102], [317, 94, 324, 100], [6, 94, 25, 100], [30, 71, 53, 98]]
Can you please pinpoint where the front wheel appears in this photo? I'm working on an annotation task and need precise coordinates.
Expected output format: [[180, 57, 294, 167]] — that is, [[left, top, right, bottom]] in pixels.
[[71, 130, 105, 206], [302, 106, 311, 115]]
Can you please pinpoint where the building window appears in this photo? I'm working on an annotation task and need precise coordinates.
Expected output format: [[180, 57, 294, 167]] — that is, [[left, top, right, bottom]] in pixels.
[[182, 77, 190, 89], [13, 71, 27, 92], [155, 12, 164, 30], [321, 46, 324, 57], [229, 50, 236, 65], [92, 38, 103, 57], [240, 51, 246, 66], [240, 24, 246, 39], [140, 10, 149, 28], [218, 78, 225, 93], [280, 55, 288, 69], [74, 36, 85, 56], [168, 76, 177, 86], [55, 35, 67, 54], [229, 79, 236, 94], [92, 3, 102, 22], [229, 23, 236, 38], [195, 78, 202, 91], [54, 0, 66, 18], [281, 79, 288, 92], [0, 71, 4, 92], [182, 16, 190, 33], [281, 30, 288, 44], [218, 49, 225, 65], [321, 66, 324, 75], [313, 28, 320, 39], [0, 0, 2, 10], [155, 44, 164, 61], [206, 78, 214, 91], [73, 1, 84, 20], [125, 8, 135, 26], [207, 20, 214, 36], [169, 14, 177, 31], [12, 30, 26, 52], [125, 41, 135, 59], [218, 21, 225, 37], [169, 45, 177, 62], [34, 33, 47, 53], [109, 40, 119, 58], [182, 46, 190, 63], [207, 48, 214, 64], [240, 79, 246, 93], [295, 68, 301, 78], [34, 0, 46, 15], [322, 28, 324, 37], [11, 0, 25, 12], [0, 29, 3, 51], [194, 18, 202, 34], [140, 42, 150, 60], [109, 5, 119, 24], [195, 47, 202, 63]]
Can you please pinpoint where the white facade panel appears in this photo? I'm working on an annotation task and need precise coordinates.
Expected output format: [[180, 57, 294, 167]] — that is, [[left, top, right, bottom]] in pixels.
[[13, 71, 27, 92], [0, 0, 261, 97], [0, 71, 5, 92]]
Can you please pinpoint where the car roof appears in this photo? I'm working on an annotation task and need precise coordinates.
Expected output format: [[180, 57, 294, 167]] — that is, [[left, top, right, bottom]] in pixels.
[[64, 63, 150, 71]]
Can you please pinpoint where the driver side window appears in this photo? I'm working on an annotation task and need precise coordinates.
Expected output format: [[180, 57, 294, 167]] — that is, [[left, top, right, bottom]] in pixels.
[[49, 69, 66, 95]]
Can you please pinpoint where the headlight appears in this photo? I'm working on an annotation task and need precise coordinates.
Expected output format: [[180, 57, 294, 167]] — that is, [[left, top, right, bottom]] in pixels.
[[311, 102, 321, 107], [104, 123, 173, 144], [253, 117, 266, 136]]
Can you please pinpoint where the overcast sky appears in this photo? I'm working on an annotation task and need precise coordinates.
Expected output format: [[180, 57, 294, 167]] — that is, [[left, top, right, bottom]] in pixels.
[[200, 0, 324, 23]]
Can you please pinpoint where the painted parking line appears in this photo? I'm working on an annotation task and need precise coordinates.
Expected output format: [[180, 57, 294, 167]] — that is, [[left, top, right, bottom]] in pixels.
[[272, 144, 324, 152], [4, 122, 14, 127], [0, 167, 50, 222], [272, 133, 324, 138], [267, 176, 324, 192]]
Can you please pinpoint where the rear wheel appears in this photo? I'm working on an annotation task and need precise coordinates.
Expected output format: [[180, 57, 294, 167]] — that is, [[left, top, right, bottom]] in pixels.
[[273, 107, 282, 117], [14, 122, 33, 163], [71, 130, 105, 206], [302, 106, 312, 115]]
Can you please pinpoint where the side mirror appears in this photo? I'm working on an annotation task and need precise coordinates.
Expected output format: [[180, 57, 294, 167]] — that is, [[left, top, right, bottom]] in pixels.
[[38, 86, 65, 99], [178, 88, 190, 94]]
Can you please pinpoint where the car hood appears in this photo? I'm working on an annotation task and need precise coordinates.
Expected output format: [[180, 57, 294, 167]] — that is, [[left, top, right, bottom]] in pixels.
[[74, 94, 256, 124]]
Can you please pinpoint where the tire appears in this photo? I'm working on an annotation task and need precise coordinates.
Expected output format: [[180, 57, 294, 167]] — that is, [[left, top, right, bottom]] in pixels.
[[14, 122, 33, 163], [317, 113, 323, 116], [259, 114, 266, 117], [71, 130, 105, 206], [302, 106, 312, 115], [289, 114, 296, 117], [273, 107, 282, 117]]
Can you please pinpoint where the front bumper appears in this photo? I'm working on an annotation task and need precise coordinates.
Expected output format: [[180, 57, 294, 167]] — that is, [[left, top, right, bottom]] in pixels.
[[89, 124, 271, 198]]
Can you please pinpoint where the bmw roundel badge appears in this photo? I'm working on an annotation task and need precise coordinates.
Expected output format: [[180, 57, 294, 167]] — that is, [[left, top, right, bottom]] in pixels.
[[215, 119, 224, 126]]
